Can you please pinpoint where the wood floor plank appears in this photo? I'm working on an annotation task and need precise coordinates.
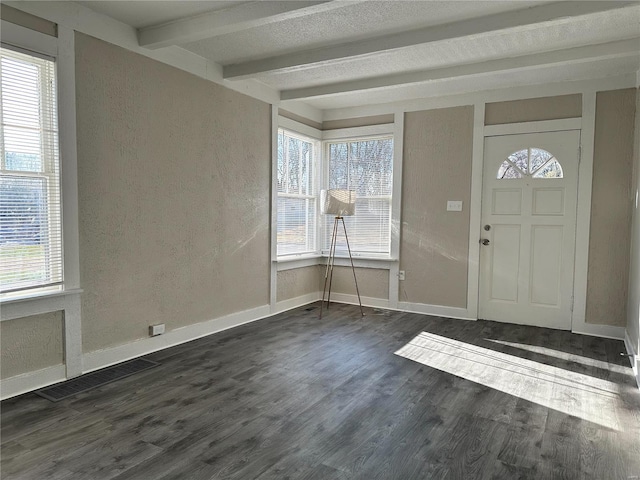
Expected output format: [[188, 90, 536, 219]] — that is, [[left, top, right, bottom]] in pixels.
[[1, 417, 115, 479], [496, 423, 544, 471], [57, 436, 163, 480], [2, 303, 639, 480], [487, 460, 538, 480], [0, 398, 83, 445]]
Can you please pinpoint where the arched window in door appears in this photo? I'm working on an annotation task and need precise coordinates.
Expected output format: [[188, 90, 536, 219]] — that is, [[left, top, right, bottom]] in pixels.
[[497, 148, 563, 179]]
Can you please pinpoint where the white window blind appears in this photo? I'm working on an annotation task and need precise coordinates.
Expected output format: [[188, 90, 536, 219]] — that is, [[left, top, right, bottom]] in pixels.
[[324, 136, 393, 255], [0, 47, 62, 294], [277, 129, 317, 256]]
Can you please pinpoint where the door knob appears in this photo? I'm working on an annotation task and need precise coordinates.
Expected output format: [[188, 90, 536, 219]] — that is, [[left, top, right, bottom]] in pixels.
[[481, 239, 490, 246]]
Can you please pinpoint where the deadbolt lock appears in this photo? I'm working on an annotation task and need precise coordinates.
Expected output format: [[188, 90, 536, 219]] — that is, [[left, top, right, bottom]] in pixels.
[[484, 225, 491, 231]]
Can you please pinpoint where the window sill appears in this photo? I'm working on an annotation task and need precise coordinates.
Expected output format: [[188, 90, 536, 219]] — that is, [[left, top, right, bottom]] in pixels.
[[276, 253, 321, 263], [276, 254, 322, 271], [275, 253, 397, 271], [1, 286, 82, 305], [319, 256, 397, 270], [1, 287, 83, 322]]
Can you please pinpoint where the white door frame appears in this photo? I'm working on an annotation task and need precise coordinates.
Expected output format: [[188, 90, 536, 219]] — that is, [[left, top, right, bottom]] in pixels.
[[479, 129, 580, 329], [571, 93, 625, 339], [468, 93, 622, 339]]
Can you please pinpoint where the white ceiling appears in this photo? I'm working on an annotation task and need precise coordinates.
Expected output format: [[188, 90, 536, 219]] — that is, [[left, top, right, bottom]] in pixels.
[[75, 1, 640, 111], [76, 1, 245, 29], [183, 1, 543, 64]]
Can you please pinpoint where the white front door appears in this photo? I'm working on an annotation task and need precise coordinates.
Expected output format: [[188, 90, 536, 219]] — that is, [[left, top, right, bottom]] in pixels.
[[479, 130, 580, 330]]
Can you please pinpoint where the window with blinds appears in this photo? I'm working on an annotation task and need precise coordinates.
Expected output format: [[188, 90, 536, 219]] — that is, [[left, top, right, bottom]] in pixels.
[[277, 129, 318, 257], [0, 47, 62, 294], [324, 136, 393, 256]]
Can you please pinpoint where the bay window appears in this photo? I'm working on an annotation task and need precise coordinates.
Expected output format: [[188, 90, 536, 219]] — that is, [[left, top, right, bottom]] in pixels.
[[275, 122, 394, 261]]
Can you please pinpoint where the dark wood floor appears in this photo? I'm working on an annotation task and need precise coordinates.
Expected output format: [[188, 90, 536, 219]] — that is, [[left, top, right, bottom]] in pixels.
[[2, 303, 639, 479]]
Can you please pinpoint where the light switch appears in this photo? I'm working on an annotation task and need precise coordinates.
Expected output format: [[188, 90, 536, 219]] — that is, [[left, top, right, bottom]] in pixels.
[[447, 200, 463, 212]]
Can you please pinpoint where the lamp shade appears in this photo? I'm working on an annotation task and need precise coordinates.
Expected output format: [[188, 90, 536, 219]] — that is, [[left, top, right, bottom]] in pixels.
[[321, 189, 356, 216]]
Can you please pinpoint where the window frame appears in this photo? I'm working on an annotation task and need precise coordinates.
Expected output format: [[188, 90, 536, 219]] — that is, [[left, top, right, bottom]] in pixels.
[[276, 124, 321, 259], [0, 20, 81, 303], [0, 20, 83, 382], [0, 44, 63, 294], [497, 147, 564, 179], [273, 121, 400, 267], [321, 124, 396, 260]]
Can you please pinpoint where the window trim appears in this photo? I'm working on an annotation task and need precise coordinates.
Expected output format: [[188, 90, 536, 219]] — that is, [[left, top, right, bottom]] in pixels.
[[275, 123, 322, 260], [322, 123, 394, 141], [321, 126, 396, 259], [1, 42, 64, 295], [274, 121, 401, 264], [0, 21, 83, 381], [0, 21, 57, 59], [497, 147, 564, 179], [0, 22, 81, 302]]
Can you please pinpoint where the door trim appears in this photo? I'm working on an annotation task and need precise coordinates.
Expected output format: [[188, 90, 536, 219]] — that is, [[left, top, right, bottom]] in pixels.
[[484, 118, 582, 136], [466, 102, 485, 320], [471, 98, 624, 338], [571, 92, 625, 339], [478, 131, 579, 329], [571, 91, 596, 336]]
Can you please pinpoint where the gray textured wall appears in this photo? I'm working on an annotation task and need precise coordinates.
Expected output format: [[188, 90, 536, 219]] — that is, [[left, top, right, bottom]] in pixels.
[[75, 33, 271, 352], [322, 114, 394, 130], [277, 266, 320, 302], [586, 89, 636, 327], [628, 87, 640, 353], [400, 106, 474, 308], [319, 266, 389, 300], [0, 4, 57, 36], [1, 312, 64, 379], [485, 94, 582, 125]]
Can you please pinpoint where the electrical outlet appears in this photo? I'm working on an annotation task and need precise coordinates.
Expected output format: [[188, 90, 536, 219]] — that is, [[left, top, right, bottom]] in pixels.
[[398, 270, 406, 281], [149, 324, 165, 336]]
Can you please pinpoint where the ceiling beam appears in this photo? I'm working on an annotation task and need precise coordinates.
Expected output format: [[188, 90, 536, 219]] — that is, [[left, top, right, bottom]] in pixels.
[[280, 38, 640, 100], [138, 1, 360, 50], [225, 1, 639, 80]]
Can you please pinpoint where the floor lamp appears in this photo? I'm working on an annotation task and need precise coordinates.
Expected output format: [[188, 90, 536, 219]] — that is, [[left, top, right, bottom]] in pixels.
[[319, 189, 364, 319]]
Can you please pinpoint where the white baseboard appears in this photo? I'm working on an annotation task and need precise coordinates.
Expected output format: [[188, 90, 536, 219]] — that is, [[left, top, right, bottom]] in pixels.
[[328, 293, 390, 309], [82, 304, 272, 374], [397, 301, 474, 321], [0, 364, 66, 400], [1, 304, 275, 400], [328, 294, 474, 321], [274, 292, 320, 314], [4, 294, 630, 400], [277, 292, 474, 323], [571, 321, 625, 340], [624, 330, 640, 389]]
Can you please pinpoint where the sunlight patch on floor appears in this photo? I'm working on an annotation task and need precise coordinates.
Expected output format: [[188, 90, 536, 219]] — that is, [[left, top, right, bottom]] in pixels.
[[395, 332, 621, 430], [485, 338, 630, 375]]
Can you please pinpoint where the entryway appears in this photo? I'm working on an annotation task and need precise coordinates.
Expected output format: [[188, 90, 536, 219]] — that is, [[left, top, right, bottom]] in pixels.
[[478, 130, 580, 330]]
